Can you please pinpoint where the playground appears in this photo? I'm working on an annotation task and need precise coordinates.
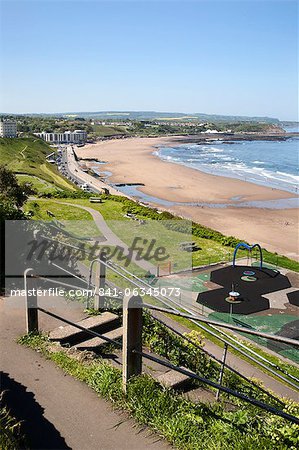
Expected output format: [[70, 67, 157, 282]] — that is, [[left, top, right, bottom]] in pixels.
[[159, 242, 299, 363]]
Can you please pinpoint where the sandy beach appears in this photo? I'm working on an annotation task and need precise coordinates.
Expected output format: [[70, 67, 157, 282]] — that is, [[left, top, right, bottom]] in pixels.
[[76, 137, 299, 260]]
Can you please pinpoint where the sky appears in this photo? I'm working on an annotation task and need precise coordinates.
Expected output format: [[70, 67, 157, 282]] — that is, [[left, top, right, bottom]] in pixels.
[[0, 0, 297, 120]]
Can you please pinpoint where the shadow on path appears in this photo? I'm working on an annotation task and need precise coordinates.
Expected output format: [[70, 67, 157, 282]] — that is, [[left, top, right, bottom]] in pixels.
[[0, 371, 71, 449]]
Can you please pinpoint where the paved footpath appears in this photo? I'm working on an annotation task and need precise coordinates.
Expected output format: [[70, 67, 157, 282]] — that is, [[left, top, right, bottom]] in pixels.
[[0, 296, 170, 450]]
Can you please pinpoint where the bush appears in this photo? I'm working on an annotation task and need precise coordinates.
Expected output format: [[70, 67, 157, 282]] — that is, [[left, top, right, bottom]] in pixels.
[[39, 190, 94, 199]]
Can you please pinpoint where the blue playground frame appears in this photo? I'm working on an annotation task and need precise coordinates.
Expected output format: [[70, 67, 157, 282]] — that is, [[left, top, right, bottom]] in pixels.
[[232, 242, 263, 269]]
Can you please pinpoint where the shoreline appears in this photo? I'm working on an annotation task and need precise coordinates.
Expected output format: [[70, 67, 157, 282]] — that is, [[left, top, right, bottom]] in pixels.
[[76, 136, 299, 260]]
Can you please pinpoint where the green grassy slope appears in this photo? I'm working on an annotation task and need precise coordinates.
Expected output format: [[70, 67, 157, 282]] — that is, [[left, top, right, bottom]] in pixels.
[[34, 197, 237, 267], [0, 137, 76, 190], [24, 199, 100, 238], [92, 124, 128, 137]]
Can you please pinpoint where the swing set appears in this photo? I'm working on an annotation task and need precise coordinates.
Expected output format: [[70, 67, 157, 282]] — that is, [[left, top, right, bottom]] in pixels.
[[232, 242, 263, 269]]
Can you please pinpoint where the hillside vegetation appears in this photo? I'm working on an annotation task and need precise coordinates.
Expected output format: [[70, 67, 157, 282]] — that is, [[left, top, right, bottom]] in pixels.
[[91, 124, 128, 137], [0, 138, 76, 190]]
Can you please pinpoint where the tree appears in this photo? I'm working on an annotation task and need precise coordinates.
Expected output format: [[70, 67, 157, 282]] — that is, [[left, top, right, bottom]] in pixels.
[[0, 166, 34, 292], [0, 166, 34, 209]]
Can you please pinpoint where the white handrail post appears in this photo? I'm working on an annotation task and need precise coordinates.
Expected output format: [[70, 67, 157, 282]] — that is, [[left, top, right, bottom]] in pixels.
[[94, 252, 107, 310]]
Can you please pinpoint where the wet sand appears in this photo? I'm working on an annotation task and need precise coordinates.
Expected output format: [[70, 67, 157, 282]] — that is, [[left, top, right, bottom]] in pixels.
[[76, 137, 299, 259]]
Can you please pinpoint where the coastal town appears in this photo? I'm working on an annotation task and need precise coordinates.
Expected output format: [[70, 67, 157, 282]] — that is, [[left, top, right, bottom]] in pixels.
[[1, 111, 299, 450], [0, 0, 298, 449]]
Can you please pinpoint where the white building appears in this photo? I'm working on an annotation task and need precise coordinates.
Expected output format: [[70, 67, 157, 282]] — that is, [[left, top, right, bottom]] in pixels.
[[35, 130, 87, 144], [0, 119, 17, 138]]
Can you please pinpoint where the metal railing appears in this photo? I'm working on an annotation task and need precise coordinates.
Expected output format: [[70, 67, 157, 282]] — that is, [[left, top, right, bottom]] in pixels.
[[24, 268, 121, 348], [150, 313, 285, 406], [97, 258, 299, 390], [37, 242, 299, 389], [23, 267, 299, 425], [142, 303, 299, 347], [133, 349, 299, 424]]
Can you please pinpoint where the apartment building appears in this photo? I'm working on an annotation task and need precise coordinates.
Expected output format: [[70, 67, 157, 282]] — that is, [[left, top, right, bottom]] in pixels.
[[35, 130, 87, 144], [0, 119, 17, 138]]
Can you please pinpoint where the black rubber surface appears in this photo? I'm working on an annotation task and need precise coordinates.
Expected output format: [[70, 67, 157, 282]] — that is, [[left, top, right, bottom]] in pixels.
[[287, 290, 299, 307], [197, 265, 292, 314]]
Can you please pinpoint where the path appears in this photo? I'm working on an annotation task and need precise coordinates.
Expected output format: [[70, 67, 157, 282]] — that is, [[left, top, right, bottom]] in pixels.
[[66, 146, 124, 197], [55, 200, 157, 273], [20, 145, 28, 159], [0, 295, 170, 450]]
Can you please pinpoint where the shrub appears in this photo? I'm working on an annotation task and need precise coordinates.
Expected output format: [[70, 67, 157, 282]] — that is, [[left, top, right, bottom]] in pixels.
[[39, 190, 94, 199]]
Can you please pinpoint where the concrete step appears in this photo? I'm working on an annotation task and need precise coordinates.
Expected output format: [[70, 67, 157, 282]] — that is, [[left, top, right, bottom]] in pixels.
[[75, 327, 123, 351], [183, 386, 216, 404], [49, 312, 120, 345], [154, 367, 194, 390]]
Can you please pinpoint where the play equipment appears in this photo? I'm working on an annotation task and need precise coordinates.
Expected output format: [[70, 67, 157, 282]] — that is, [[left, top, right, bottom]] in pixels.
[[233, 242, 263, 269], [241, 275, 257, 282], [226, 291, 241, 302], [225, 291, 242, 317], [243, 270, 255, 276]]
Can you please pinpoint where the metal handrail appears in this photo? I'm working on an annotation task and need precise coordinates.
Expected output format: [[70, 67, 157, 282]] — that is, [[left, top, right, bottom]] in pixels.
[[150, 313, 285, 406], [38, 276, 92, 292], [91, 257, 299, 388], [24, 268, 298, 424], [107, 260, 299, 386], [31, 268, 298, 392], [134, 349, 299, 425], [50, 262, 88, 284], [142, 303, 299, 347], [29, 237, 298, 387]]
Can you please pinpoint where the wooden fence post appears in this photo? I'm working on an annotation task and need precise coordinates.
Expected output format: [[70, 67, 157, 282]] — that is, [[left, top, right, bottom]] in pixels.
[[122, 294, 143, 393], [94, 252, 106, 310], [24, 268, 38, 333]]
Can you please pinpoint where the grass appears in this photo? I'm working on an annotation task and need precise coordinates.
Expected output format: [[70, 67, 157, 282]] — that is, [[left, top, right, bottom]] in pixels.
[[0, 137, 76, 191], [0, 401, 23, 450], [39, 164, 76, 190], [33, 194, 299, 273], [92, 124, 128, 137], [19, 333, 299, 450], [58, 197, 127, 221], [53, 198, 238, 269], [24, 199, 101, 238], [70, 195, 299, 272], [16, 174, 61, 195], [25, 199, 94, 221]]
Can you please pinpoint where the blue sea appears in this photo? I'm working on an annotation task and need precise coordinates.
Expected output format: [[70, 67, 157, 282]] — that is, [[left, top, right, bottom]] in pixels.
[[157, 132, 299, 194]]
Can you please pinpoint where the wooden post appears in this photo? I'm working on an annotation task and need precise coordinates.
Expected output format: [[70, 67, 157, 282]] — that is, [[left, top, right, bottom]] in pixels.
[[122, 294, 143, 393], [24, 268, 38, 333], [216, 343, 228, 401], [94, 252, 106, 310]]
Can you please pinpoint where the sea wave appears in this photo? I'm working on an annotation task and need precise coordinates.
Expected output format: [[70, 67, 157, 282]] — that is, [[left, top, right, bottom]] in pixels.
[[157, 140, 299, 193]]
